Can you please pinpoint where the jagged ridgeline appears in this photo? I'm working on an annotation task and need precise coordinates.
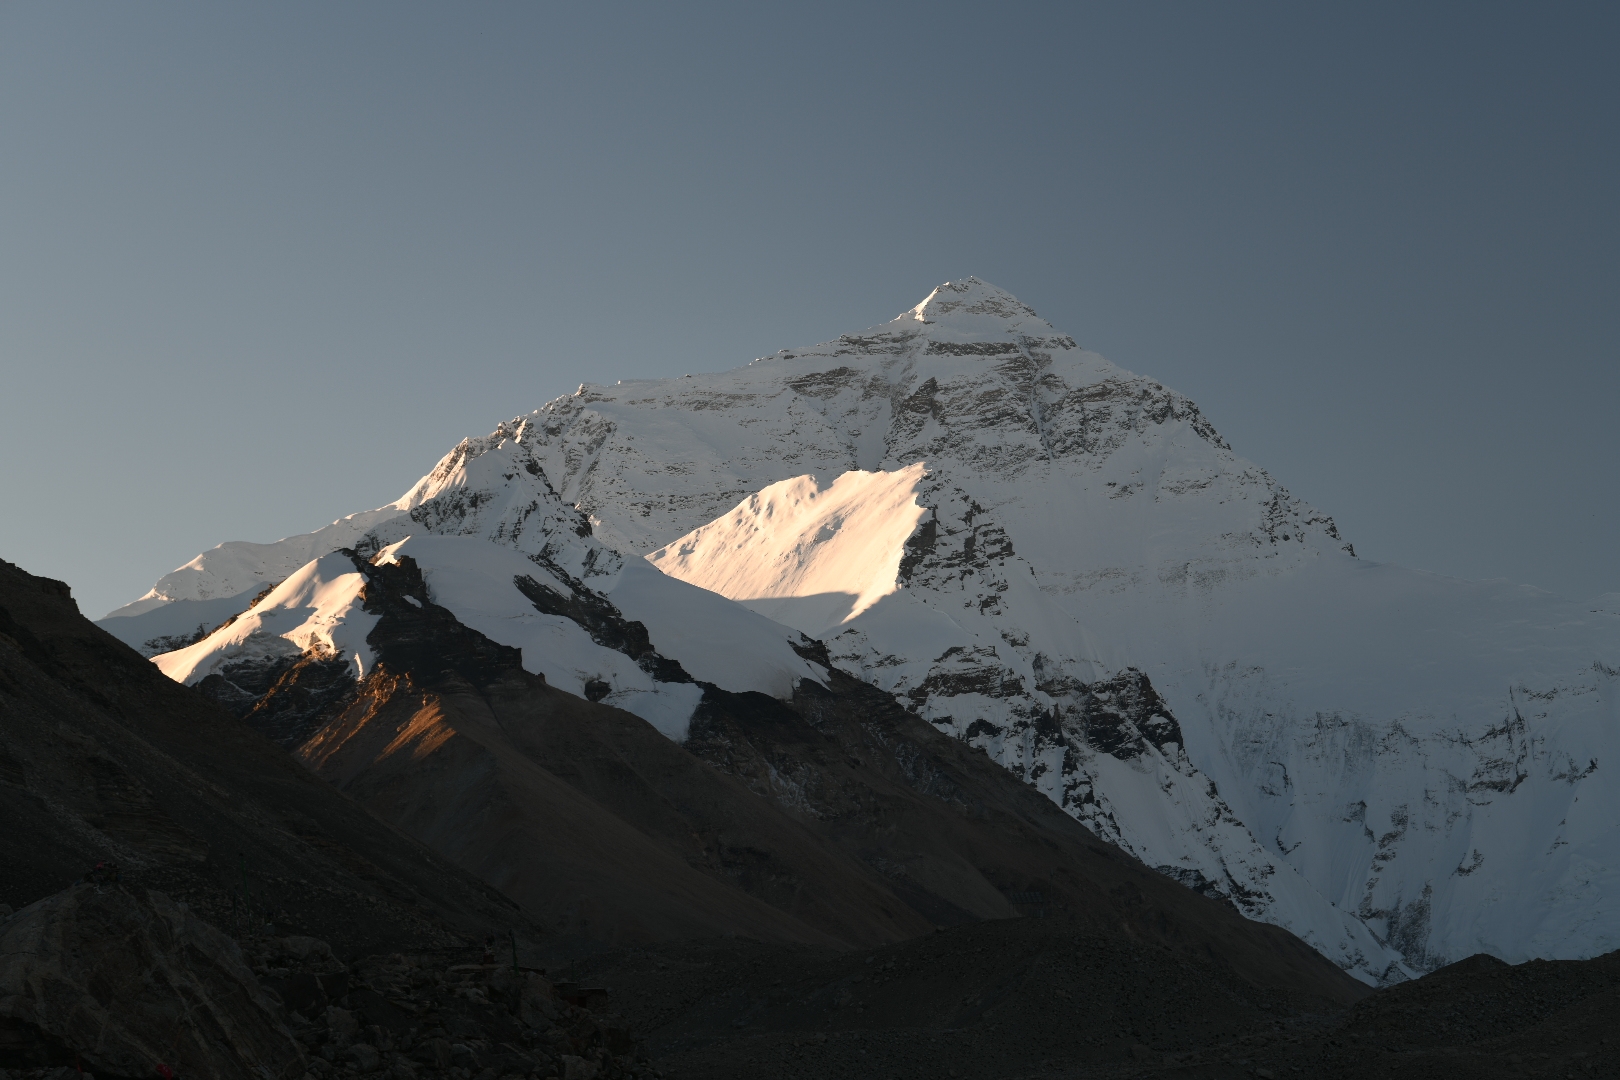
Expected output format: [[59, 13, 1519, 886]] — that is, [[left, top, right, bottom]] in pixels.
[[101, 278, 1620, 984]]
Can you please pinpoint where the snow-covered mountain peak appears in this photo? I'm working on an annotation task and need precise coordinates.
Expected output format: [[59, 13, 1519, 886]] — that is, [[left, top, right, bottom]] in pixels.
[[747, 278, 1083, 374], [103, 277, 1620, 985], [393, 418, 537, 512], [108, 418, 604, 619], [522, 277, 1339, 576], [902, 276, 1051, 334]]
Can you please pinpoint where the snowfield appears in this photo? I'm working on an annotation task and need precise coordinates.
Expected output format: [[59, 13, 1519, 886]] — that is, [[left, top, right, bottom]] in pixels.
[[154, 551, 379, 687], [105, 278, 1620, 984], [136, 442, 826, 742], [648, 463, 932, 634]]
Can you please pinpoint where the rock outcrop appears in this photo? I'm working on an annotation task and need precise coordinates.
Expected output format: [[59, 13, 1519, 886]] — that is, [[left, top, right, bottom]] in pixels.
[[0, 882, 658, 1080], [0, 883, 303, 1079], [246, 934, 654, 1080]]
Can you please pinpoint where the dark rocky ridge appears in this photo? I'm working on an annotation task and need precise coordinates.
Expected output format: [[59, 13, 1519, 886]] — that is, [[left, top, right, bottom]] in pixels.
[[0, 883, 304, 1080], [0, 880, 653, 1080], [511, 571, 690, 685], [232, 548, 1367, 1010], [0, 556, 530, 957], [579, 927, 1620, 1079]]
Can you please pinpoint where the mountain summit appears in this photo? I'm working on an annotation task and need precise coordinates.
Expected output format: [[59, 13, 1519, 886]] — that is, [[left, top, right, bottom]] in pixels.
[[901, 276, 1050, 331], [103, 279, 1620, 984]]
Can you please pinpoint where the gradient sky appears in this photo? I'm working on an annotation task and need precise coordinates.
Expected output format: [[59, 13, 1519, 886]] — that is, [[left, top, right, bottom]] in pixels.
[[2, 2, 1615, 620]]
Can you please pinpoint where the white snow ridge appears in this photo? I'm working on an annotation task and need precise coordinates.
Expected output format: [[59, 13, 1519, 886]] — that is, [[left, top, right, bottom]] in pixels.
[[648, 463, 932, 635], [106, 277, 1620, 986]]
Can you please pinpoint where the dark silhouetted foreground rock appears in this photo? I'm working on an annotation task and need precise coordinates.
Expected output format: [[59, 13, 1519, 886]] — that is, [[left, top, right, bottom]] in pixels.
[[0, 883, 303, 1079], [0, 556, 528, 957], [0, 882, 655, 1080], [580, 924, 1620, 1080], [244, 933, 654, 1080]]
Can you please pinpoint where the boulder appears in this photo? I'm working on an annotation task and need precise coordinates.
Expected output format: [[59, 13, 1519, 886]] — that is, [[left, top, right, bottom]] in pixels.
[[0, 883, 304, 1079], [343, 1042, 381, 1072], [559, 1055, 599, 1080], [323, 1005, 359, 1042]]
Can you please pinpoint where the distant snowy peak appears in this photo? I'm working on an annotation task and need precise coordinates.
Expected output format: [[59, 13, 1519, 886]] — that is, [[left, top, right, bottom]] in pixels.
[[899, 276, 1059, 337], [102, 424, 616, 653], [525, 278, 1349, 578]]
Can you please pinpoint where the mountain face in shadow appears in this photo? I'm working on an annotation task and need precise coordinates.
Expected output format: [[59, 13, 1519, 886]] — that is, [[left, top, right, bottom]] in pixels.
[[222, 547, 1368, 1007], [0, 556, 525, 955]]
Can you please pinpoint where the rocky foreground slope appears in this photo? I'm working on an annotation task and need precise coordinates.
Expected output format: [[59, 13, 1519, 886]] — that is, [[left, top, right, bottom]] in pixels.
[[0, 555, 1358, 1080], [150, 538, 1365, 1001], [101, 279, 1620, 983], [0, 556, 521, 951], [582, 923, 1620, 1080], [0, 881, 652, 1080], [8, 553, 1619, 1079], [0, 559, 648, 1079]]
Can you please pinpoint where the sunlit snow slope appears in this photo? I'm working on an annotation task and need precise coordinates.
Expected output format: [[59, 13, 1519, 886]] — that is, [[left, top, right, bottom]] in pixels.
[[132, 435, 824, 741], [155, 551, 380, 687], [104, 278, 1620, 985], [649, 463, 932, 635]]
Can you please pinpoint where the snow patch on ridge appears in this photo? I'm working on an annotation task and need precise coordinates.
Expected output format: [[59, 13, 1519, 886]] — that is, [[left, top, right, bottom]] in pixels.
[[607, 557, 828, 699], [371, 535, 825, 712], [372, 536, 703, 740], [99, 590, 269, 655]]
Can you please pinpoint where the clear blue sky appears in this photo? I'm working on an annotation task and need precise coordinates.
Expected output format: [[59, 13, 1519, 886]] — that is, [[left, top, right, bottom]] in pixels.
[[2, 2, 1615, 619]]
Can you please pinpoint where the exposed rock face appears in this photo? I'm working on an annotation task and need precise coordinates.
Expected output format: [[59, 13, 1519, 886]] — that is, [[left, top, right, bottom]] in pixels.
[[0, 883, 303, 1080], [220, 650, 358, 748]]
